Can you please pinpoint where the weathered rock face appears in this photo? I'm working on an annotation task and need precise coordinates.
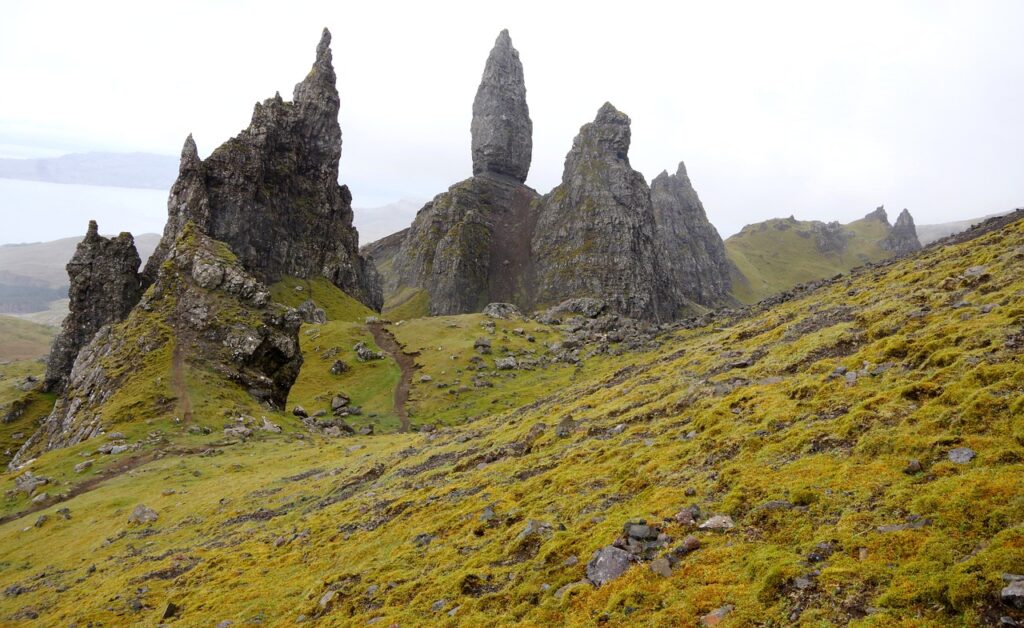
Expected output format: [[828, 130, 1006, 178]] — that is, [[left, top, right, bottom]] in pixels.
[[532, 103, 665, 320], [12, 226, 302, 468], [391, 174, 538, 314], [471, 29, 532, 183], [883, 208, 923, 254], [388, 31, 539, 315], [360, 228, 409, 296], [43, 221, 143, 393], [144, 28, 381, 311], [650, 163, 732, 313]]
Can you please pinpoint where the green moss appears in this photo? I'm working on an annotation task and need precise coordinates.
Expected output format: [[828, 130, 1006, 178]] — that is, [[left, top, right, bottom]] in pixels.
[[270, 276, 375, 322]]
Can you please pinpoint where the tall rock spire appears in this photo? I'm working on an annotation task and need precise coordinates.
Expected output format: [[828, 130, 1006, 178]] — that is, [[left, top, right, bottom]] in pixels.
[[471, 29, 532, 182], [144, 28, 382, 310], [883, 208, 923, 254], [531, 103, 663, 320], [650, 161, 733, 312], [43, 221, 143, 393]]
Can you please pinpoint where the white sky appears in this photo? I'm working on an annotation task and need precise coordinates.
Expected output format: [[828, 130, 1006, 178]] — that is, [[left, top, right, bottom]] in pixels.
[[1, 0, 1022, 239]]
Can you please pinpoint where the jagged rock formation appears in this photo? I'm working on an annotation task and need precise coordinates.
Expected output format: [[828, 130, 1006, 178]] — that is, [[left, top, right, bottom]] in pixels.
[[144, 28, 381, 311], [43, 221, 143, 393], [650, 163, 733, 312], [532, 103, 665, 320], [471, 29, 532, 182], [12, 225, 302, 468], [883, 208, 923, 254], [389, 31, 539, 316]]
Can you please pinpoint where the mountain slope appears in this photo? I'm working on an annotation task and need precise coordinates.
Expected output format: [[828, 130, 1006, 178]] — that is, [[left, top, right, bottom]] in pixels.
[[726, 208, 915, 304], [0, 211, 1020, 625]]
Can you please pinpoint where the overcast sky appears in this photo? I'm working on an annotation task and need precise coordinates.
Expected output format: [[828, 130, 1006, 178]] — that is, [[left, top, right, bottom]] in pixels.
[[1, 0, 1022, 241]]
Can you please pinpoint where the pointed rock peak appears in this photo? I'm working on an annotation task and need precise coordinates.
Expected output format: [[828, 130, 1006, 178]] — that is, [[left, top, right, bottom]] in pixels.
[[317, 27, 332, 59], [595, 102, 630, 124], [471, 28, 532, 182], [676, 161, 689, 177], [179, 134, 200, 172], [293, 27, 338, 105], [86, 219, 99, 239], [896, 208, 915, 226], [865, 205, 889, 224]]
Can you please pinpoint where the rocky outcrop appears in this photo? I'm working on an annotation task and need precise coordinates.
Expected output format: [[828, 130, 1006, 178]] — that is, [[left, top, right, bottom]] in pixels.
[[883, 208, 922, 254], [144, 28, 381, 311], [650, 163, 732, 313], [471, 29, 532, 183], [392, 175, 538, 314], [12, 225, 302, 468], [383, 34, 732, 322], [43, 221, 143, 393], [389, 31, 539, 315], [532, 103, 665, 320]]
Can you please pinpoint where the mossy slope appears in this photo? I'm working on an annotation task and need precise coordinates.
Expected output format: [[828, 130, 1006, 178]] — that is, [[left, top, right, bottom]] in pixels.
[[0, 217, 1021, 625]]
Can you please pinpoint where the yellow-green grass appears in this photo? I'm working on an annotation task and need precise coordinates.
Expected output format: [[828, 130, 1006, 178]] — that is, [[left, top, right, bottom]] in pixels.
[[383, 286, 430, 321], [727, 215, 892, 304], [287, 320, 401, 431], [270, 276, 376, 322], [389, 313, 613, 426], [0, 315, 55, 361], [0, 360, 56, 468], [0, 219, 1021, 624]]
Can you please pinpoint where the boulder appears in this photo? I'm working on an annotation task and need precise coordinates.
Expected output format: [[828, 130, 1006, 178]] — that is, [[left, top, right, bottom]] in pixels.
[[586, 546, 633, 586]]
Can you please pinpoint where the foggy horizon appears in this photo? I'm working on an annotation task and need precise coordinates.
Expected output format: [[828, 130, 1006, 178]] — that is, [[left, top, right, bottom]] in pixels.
[[1, 0, 1022, 244]]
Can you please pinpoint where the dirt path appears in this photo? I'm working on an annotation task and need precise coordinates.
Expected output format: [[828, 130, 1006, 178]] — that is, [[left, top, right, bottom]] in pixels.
[[0, 445, 226, 526], [367, 323, 416, 432], [171, 339, 193, 423]]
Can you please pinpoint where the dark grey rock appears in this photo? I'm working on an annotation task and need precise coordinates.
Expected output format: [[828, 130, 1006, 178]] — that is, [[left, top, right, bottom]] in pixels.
[[650, 162, 733, 315], [144, 29, 381, 311], [482, 302, 523, 319], [44, 221, 144, 394], [532, 103, 665, 320], [882, 208, 922, 254], [471, 30, 532, 183], [1001, 580, 1024, 609], [586, 546, 633, 586]]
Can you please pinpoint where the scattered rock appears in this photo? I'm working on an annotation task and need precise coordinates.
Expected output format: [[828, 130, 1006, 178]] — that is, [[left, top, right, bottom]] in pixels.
[[1001, 578, 1024, 610], [495, 356, 518, 370], [354, 342, 383, 361], [260, 417, 282, 433], [586, 546, 633, 586], [903, 459, 922, 474], [698, 515, 735, 532], [649, 556, 672, 577], [330, 359, 349, 375], [701, 604, 735, 626], [161, 601, 180, 620], [296, 300, 327, 324], [948, 447, 976, 464], [482, 303, 523, 320], [555, 416, 577, 438], [292, 406, 308, 418], [474, 337, 493, 354], [128, 504, 159, 524]]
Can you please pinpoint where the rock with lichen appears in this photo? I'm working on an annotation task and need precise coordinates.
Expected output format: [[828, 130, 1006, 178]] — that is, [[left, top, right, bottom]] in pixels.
[[43, 220, 144, 394], [531, 103, 664, 320], [144, 28, 381, 311]]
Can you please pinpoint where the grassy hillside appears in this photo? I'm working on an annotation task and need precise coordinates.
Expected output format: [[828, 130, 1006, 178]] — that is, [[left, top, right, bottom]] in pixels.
[[0, 216, 1021, 625], [0, 315, 55, 360], [727, 214, 892, 304]]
